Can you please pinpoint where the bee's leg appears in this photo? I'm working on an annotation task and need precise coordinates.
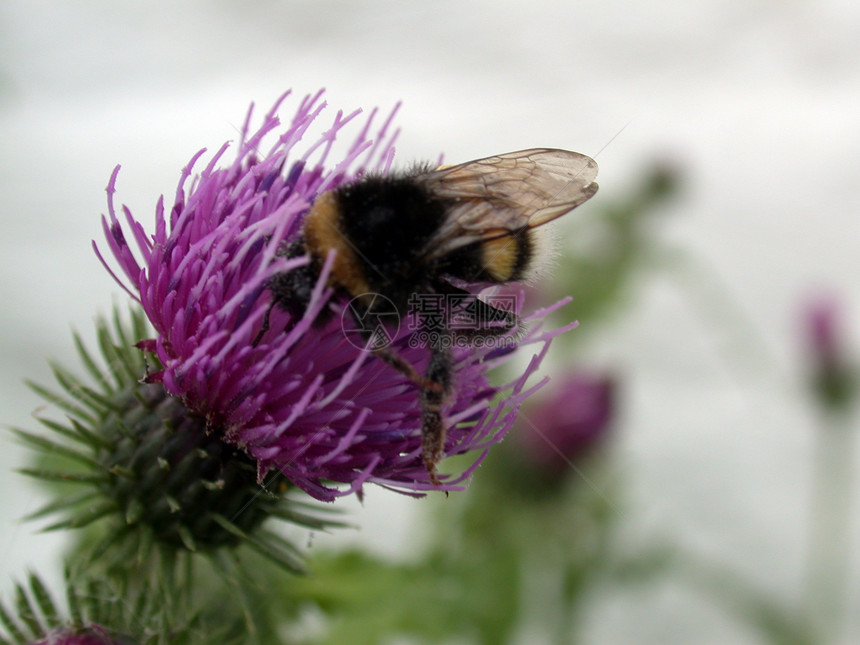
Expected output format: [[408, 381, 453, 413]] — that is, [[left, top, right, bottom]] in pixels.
[[420, 342, 453, 486], [433, 280, 522, 339], [253, 254, 323, 347], [347, 298, 451, 485], [251, 300, 276, 347], [452, 300, 521, 342], [372, 346, 445, 393]]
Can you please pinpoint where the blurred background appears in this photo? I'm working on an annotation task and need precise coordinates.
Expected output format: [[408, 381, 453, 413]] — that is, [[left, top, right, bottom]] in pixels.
[[0, 1, 857, 643]]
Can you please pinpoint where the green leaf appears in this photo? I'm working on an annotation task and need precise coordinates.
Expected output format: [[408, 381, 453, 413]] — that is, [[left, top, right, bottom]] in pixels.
[[0, 597, 27, 643], [243, 529, 306, 575], [106, 320, 144, 383], [68, 417, 112, 449], [30, 417, 88, 448], [73, 328, 112, 392], [96, 318, 128, 391], [124, 498, 144, 525], [10, 428, 101, 470], [26, 573, 58, 631], [47, 361, 111, 416], [24, 381, 96, 426], [176, 525, 197, 552], [12, 584, 39, 640], [268, 506, 354, 531], [136, 525, 155, 566], [64, 565, 82, 625], [41, 499, 116, 531], [17, 468, 104, 485], [83, 579, 101, 632], [164, 494, 181, 513], [208, 513, 248, 540]]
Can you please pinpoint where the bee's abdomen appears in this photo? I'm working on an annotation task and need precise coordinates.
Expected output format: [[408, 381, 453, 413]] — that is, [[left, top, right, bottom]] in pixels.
[[479, 230, 533, 282], [444, 229, 534, 285]]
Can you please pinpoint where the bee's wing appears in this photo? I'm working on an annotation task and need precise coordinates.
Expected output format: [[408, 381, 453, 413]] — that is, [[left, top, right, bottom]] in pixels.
[[419, 149, 598, 258]]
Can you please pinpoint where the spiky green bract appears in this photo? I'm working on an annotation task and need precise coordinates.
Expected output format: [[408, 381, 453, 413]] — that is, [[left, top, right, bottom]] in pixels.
[[15, 306, 349, 579], [0, 569, 213, 645]]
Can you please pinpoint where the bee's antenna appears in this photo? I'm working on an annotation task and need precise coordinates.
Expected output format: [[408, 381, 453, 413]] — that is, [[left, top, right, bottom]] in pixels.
[[541, 121, 630, 209], [591, 119, 633, 160]]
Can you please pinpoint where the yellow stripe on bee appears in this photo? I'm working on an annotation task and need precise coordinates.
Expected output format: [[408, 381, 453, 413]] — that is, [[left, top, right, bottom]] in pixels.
[[481, 236, 519, 282], [303, 192, 371, 296]]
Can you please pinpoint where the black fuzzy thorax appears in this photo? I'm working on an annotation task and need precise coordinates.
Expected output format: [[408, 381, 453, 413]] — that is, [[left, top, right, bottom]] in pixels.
[[334, 173, 454, 312]]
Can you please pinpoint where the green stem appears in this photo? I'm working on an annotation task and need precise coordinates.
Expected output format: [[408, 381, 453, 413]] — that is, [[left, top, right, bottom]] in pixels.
[[803, 408, 856, 643]]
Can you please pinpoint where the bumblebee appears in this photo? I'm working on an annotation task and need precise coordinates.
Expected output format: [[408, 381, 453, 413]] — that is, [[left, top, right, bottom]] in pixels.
[[262, 148, 599, 486]]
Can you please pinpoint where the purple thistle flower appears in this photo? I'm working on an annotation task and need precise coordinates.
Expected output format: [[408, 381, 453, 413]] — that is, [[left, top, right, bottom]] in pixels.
[[520, 372, 615, 474], [95, 90, 573, 501], [807, 294, 845, 376], [803, 292, 856, 411]]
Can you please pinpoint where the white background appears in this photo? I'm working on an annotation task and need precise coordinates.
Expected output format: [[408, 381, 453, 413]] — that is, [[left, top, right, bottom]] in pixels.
[[1, 1, 858, 643]]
